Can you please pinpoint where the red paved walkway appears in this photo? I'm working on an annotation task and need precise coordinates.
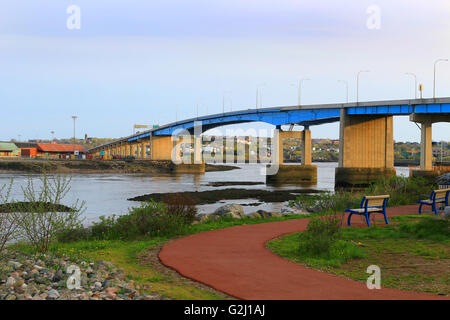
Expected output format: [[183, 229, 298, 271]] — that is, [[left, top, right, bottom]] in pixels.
[[159, 205, 448, 300]]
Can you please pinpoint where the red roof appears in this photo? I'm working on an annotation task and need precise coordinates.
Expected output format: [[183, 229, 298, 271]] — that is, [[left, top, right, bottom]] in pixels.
[[37, 144, 86, 153]]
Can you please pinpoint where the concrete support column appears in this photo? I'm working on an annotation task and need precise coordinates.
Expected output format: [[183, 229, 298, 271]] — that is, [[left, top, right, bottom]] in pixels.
[[409, 113, 450, 178], [420, 122, 433, 171], [141, 142, 146, 159], [194, 135, 202, 164], [301, 129, 312, 166], [336, 112, 396, 187], [267, 128, 317, 184]]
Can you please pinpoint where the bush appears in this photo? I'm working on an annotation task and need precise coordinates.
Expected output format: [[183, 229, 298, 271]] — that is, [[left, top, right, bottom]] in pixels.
[[163, 194, 197, 224], [0, 179, 20, 255], [90, 199, 192, 240], [298, 213, 344, 257], [16, 174, 85, 252]]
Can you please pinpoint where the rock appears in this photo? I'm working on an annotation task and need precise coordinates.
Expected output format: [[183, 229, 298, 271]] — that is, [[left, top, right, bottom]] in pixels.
[[443, 207, 450, 219], [105, 287, 118, 299], [47, 289, 60, 300], [213, 204, 245, 219], [5, 277, 16, 288], [53, 270, 64, 282], [257, 210, 272, 218], [94, 282, 102, 290], [8, 261, 22, 270], [248, 212, 262, 219], [198, 213, 219, 223], [270, 212, 282, 218]]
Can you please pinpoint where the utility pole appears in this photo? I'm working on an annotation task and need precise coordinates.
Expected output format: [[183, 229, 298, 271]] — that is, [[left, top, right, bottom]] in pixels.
[[71, 116, 78, 143]]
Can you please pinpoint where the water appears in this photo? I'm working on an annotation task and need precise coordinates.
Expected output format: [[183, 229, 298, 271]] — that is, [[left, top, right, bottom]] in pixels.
[[0, 163, 410, 224]]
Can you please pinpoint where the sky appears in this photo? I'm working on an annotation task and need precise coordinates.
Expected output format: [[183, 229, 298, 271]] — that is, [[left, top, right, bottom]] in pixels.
[[0, 0, 449, 142]]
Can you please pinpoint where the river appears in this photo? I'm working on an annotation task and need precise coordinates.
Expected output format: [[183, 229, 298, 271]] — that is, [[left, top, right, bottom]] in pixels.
[[0, 163, 410, 224]]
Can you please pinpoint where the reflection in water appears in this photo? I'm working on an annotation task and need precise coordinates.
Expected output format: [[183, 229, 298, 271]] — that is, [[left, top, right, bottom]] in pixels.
[[0, 163, 410, 224]]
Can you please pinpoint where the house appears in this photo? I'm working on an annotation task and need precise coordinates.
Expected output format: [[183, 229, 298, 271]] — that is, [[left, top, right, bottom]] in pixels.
[[0, 142, 21, 157], [36, 144, 87, 159], [15, 142, 38, 158]]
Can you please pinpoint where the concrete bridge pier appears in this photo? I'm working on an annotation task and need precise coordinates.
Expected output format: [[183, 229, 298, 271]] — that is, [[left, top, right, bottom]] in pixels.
[[266, 127, 317, 184], [150, 135, 205, 173], [410, 113, 450, 178], [335, 112, 396, 187]]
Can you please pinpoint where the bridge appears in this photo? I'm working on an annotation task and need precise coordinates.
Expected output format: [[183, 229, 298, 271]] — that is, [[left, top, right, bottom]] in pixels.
[[89, 98, 450, 187]]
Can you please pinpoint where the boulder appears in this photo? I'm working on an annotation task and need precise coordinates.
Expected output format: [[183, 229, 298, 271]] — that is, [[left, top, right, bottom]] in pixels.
[[443, 207, 450, 219], [257, 210, 272, 218], [248, 212, 262, 219], [198, 214, 220, 223], [213, 204, 245, 219]]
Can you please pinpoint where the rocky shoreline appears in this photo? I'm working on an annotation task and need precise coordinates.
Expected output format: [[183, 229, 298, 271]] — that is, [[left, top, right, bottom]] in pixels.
[[0, 159, 238, 174], [129, 188, 323, 205], [0, 251, 163, 300]]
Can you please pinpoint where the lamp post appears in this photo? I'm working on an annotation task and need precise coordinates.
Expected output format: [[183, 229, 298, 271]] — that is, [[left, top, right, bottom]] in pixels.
[[71, 116, 78, 143], [256, 83, 266, 109], [356, 70, 370, 103], [433, 59, 448, 98], [338, 80, 349, 103], [405, 73, 418, 99], [223, 91, 232, 113], [298, 78, 311, 106]]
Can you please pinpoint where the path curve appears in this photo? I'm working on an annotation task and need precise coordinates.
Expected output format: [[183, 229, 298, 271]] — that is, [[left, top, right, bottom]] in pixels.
[[159, 205, 448, 300]]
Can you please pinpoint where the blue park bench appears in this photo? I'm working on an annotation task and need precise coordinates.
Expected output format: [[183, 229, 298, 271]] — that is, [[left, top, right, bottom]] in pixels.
[[417, 188, 450, 215], [345, 195, 390, 227]]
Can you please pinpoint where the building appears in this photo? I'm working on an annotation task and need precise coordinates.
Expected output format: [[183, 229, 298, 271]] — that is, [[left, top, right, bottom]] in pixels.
[[15, 142, 38, 158], [36, 144, 87, 159], [0, 142, 21, 157]]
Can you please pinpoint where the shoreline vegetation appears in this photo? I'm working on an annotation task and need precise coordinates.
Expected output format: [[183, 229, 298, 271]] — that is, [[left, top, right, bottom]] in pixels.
[[0, 159, 238, 174]]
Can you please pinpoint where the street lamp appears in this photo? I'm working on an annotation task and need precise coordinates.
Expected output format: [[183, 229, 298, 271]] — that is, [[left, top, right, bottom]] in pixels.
[[256, 83, 266, 109], [338, 80, 349, 103], [433, 59, 448, 98], [71, 116, 78, 142], [223, 91, 232, 113], [356, 70, 370, 103], [405, 73, 418, 99], [298, 78, 311, 106]]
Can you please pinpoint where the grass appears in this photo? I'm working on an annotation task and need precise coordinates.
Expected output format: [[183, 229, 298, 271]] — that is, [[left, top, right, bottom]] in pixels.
[[267, 215, 450, 295]]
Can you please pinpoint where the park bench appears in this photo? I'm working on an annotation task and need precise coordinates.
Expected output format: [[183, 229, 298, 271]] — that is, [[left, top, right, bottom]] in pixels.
[[417, 188, 450, 215], [345, 195, 390, 227]]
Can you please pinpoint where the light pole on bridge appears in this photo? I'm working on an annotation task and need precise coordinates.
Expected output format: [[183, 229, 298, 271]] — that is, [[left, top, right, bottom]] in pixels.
[[298, 78, 311, 106], [356, 70, 370, 103], [433, 59, 448, 99], [338, 80, 349, 103], [405, 73, 418, 99], [256, 83, 266, 109]]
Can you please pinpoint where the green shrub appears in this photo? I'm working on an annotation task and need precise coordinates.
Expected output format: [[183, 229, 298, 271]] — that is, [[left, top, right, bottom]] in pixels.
[[163, 194, 197, 225], [89, 199, 193, 240], [299, 213, 344, 257]]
